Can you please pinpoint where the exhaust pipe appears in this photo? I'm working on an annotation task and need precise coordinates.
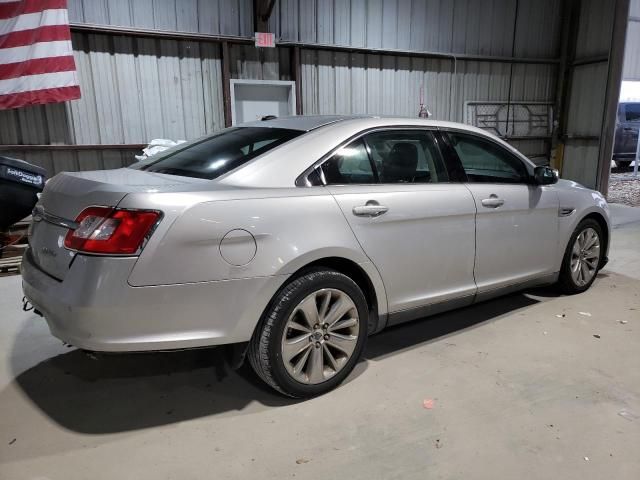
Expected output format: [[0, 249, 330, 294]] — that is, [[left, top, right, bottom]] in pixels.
[[22, 296, 42, 317]]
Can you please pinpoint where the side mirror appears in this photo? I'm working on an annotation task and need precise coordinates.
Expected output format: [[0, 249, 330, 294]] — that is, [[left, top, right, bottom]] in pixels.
[[534, 166, 558, 185]]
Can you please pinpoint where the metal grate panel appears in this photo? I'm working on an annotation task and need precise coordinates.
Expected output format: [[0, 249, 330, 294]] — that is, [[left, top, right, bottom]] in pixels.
[[464, 101, 553, 138]]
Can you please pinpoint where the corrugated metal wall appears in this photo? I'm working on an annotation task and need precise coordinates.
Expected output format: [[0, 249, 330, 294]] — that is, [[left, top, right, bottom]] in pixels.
[[0, 32, 225, 175], [300, 53, 556, 121], [1, 32, 249, 147], [269, 0, 561, 58], [68, 0, 253, 36], [623, 0, 640, 80], [561, 0, 616, 188], [1, 0, 613, 180], [229, 44, 292, 80], [70, 33, 225, 143]]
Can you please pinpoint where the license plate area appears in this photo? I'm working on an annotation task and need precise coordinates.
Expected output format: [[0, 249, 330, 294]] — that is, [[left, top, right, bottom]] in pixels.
[[29, 219, 74, 281]]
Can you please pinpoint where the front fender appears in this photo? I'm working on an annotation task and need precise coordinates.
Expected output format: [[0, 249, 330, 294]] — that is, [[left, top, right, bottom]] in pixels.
[[555, 182, 611, 267]]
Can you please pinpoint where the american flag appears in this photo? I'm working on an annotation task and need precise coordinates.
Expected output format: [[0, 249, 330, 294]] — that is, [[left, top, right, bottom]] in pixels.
[[0, 0, 80, 110]]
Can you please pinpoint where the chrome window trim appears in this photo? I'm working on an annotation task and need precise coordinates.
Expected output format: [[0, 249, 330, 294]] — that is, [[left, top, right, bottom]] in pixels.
[[32, 205, 79, 230]]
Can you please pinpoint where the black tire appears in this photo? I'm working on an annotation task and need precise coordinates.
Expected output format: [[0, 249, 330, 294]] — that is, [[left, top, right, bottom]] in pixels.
[[557, 218, 604, 294], [615, 160, 632, 169], [248, 268, 368, 398]]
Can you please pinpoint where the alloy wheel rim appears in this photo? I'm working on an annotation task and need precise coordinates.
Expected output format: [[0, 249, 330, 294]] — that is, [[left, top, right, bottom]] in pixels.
[[570, 227, 600, 287], [281, 288, 360, 385]]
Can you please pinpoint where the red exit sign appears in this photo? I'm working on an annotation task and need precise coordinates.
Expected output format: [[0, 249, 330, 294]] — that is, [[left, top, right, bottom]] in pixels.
[[255, 32, 275, 48]]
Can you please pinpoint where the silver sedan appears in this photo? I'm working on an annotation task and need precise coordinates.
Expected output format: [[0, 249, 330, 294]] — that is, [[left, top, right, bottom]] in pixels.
[[22, 116, 611, 397]]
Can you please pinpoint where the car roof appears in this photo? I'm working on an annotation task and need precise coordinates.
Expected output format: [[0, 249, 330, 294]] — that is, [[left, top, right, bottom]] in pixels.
[[239, 115, 376, 131], [239, 114, 498, 137], [222, 115, 536, 188]]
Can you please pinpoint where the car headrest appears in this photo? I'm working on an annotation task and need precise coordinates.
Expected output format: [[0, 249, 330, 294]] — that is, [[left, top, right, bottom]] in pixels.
[[384, 142, 419, 182]]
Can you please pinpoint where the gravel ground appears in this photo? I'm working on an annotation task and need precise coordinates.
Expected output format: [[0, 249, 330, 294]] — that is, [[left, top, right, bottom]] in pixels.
[[608, 164, 640, 207]]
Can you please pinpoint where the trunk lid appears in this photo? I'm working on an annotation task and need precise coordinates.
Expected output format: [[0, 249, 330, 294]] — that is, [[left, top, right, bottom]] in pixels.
[[28, 168, 206, 280]]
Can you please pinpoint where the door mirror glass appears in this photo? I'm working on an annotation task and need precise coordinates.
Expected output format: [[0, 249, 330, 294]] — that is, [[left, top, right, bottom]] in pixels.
[[533, 166, 558, 185]]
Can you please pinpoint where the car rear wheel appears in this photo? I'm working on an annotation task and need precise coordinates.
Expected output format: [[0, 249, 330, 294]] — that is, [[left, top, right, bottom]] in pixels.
[[615, 160, 632, 169], [557, 219, 603, 294], [248, 268, 368, 398]]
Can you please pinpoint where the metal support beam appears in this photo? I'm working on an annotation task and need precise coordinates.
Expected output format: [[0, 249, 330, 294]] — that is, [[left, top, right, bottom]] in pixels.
[[597, 0, 630, 195], [572, 55, 609, 67], [254, 0, 276, 32], [0, 144, 145, 151], [221, 42, 232, 127], [68, 23, 560, 66], [553, 0, 581, 173], [291, 46, 302, 115], [276, 40, 560, 65], [69, 22, 253, 44]]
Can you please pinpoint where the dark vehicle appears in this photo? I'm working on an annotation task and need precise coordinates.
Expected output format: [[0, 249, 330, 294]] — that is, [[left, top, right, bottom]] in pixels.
[[613, 102, 640, 168], [0, 156, 46, 230]]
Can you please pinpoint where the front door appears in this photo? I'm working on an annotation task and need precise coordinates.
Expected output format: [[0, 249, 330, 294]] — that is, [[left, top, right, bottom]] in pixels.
[[319, 129, 477, 315], [620, 103, 640, 156], [441, 130, 559, 292]]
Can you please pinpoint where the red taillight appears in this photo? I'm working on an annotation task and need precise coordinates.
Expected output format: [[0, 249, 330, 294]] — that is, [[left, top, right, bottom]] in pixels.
[[64, 206, 161, 255]]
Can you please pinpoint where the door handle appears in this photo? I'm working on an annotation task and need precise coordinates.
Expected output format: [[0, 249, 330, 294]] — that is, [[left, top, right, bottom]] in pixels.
[[353, 202, 389, 217], [481, 195, 505, 208]]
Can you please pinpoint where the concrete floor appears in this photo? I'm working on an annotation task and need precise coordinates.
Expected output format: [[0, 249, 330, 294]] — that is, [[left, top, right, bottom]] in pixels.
[[1, 206, 639, 480]]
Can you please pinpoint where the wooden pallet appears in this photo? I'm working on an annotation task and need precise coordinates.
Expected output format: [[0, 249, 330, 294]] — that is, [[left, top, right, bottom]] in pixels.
[[1, 219, 29, 275], [0, 250, 24, 273]]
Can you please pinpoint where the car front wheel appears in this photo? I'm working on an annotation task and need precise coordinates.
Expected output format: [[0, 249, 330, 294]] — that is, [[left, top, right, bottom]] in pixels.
[[614, 160, 631, 169], [248, 268, 368, 398], [558, 219, 603, 294]]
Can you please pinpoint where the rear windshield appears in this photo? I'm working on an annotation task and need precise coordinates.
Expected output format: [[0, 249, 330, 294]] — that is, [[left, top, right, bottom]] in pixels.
[[138, 127, 303, 179], [625, 103, 640, 122]]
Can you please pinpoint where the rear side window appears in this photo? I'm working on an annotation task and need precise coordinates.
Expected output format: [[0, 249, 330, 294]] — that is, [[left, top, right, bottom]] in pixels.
[[140, 127, 302, 179], [625, 104, 640, 122], [446, 132, 528, 184], [315, 130, 447, 185]]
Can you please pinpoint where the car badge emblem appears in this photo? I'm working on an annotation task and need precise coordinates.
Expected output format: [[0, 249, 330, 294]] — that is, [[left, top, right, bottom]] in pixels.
[[40, 247, 57, 258]]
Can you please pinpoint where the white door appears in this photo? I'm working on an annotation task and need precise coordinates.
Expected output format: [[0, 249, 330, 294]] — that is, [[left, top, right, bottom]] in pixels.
[[230, 80, 296, 124], [443, 131, 559, 291], [320, 130, 477, 314]]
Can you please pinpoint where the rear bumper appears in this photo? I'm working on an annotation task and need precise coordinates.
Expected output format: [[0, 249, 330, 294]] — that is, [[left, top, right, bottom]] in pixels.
[[21, 248, 288, 352]]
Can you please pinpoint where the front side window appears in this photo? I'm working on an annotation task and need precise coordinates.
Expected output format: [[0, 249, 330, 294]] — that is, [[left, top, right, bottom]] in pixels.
[[625, 103, 640, 122], [446, 132, 528, 184], [139, 127, 302, 180]]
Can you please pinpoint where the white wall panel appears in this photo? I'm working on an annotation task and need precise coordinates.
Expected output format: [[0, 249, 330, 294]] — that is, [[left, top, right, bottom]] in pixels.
[[623, 0, 640, 81]]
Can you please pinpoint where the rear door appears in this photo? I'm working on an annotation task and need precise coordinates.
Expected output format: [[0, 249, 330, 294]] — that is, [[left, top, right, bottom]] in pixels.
[[316, 129, 477, 317], [440, 130, 559, 292]]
